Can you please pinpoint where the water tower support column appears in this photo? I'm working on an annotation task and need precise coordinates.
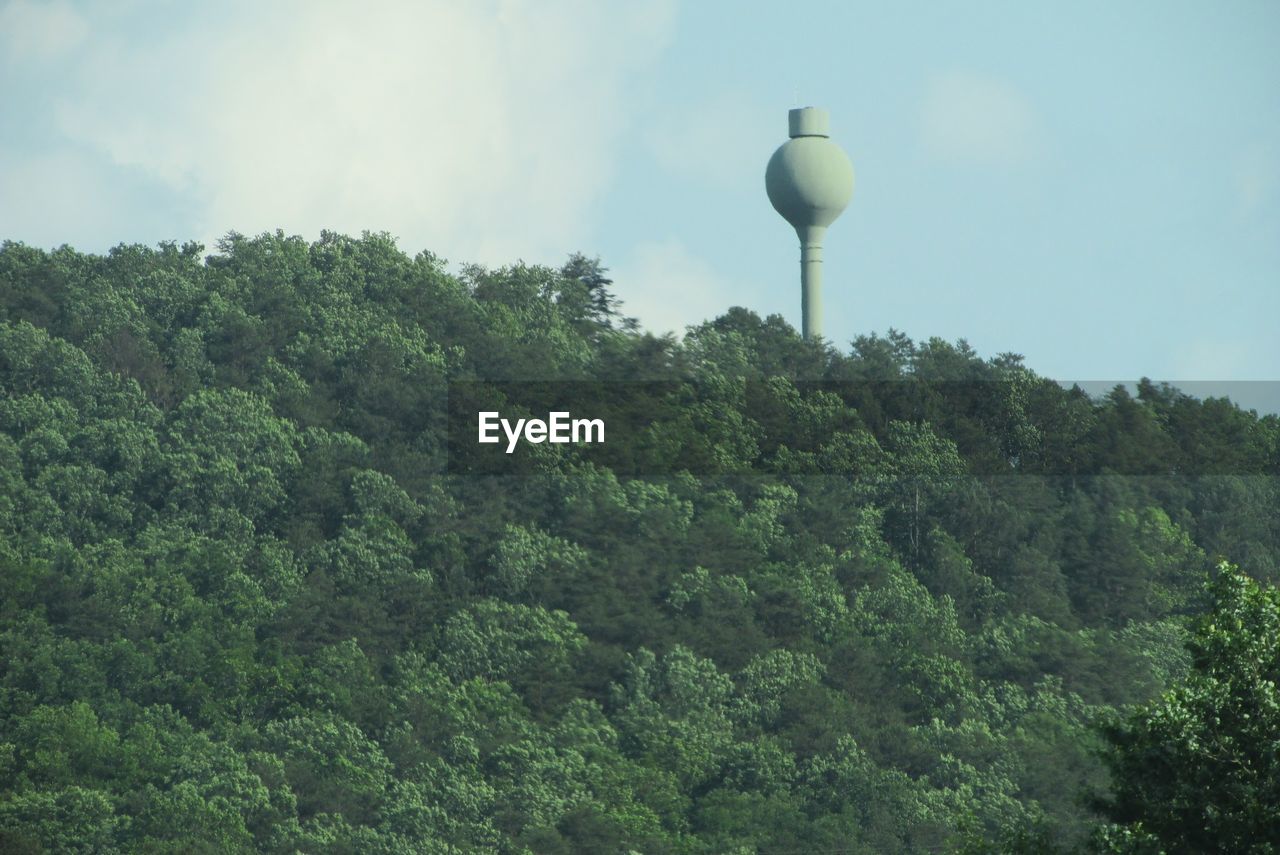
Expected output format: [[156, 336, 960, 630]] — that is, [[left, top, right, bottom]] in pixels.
[[800, 227, 825, 339]]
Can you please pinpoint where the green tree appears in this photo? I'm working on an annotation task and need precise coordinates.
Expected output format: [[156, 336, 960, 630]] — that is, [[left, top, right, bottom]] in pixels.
[[1096, 562, 1280, 852]]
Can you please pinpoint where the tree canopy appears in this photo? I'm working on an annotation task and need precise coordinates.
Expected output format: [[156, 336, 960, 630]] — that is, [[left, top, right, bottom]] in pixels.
[[1, 231, 1277, 852], [1097, 562, 1280, 853]]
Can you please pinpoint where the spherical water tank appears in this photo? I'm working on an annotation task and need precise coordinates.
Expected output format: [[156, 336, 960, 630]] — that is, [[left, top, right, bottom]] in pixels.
[[765, 108, 854, 238]]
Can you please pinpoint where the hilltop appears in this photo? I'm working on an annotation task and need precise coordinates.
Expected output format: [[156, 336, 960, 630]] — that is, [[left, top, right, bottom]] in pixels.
[[1, 231, 1277, 852]]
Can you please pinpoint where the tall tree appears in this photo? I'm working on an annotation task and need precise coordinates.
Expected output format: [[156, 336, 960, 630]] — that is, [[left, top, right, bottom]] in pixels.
[[1096, 562, 1280, 852]]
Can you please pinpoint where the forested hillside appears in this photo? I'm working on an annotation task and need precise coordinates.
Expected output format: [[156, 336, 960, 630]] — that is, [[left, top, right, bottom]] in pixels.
[[1, 231, 1278, 853]]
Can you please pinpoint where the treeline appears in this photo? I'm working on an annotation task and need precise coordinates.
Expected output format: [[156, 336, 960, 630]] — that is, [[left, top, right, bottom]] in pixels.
[[0, 231, 1277, 852]]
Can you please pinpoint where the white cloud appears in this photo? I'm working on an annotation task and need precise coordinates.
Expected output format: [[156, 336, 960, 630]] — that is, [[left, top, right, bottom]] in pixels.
[[1234, 144, 1278, 215], [644, 91, 772, 187], [1170, 336, 1256, 381], [613, 238, 737, 335], [0, 148, 117, 246], [11, 0, 675, 263], [0, 0, 88, 64], [920, 70, 1040, 166]]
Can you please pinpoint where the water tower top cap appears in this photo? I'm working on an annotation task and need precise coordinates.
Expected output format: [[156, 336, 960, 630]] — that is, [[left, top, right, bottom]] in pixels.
[[788, 107, 830, 138]]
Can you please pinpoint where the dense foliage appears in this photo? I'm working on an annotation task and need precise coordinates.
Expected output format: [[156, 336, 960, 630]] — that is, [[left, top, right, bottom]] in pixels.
[[1, 231, 1277, 852], [1096, 562, 1280, 853]]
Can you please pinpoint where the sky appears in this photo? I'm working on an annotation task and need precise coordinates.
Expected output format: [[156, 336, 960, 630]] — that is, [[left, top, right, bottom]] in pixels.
[[2, 0, 1278, 410]]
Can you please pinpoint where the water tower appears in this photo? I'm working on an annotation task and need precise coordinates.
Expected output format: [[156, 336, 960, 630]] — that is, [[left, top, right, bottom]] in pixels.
[[765, 107, 854, 340]]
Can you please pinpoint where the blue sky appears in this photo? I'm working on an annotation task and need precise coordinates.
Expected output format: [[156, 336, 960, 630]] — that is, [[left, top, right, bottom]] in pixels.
[[2, 0, 1277, 408]]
